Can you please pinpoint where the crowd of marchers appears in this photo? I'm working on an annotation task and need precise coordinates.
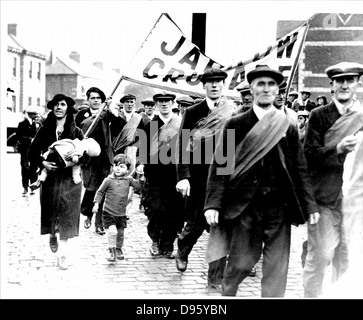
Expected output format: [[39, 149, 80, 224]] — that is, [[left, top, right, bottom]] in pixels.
[[14, 61, 363, 298]]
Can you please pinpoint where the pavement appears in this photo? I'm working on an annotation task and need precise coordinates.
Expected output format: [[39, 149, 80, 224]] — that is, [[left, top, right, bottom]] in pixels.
[[1, 152, 312, 300]]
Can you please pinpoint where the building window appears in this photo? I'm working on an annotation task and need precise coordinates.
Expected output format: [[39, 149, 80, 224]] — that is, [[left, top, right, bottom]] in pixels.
[[28, 97, 32, 106], [29, 61, 33, 78], [37, 62, 41, 80], [13, 57, 17, 77], [37, 98, 40, 106]]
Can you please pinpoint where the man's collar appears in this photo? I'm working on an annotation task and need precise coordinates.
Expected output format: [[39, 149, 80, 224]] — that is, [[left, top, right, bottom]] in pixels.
[[206, 97, 221, 110], [252, 104, 275, 120], [333, 97, 354, 115]]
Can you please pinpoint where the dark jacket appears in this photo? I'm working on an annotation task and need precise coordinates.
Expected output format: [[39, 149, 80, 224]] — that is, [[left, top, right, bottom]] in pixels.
[[28, 112, 84, 239], [204, 107, 318, 226], [303, 101, 346, 206], [177, 99, 213, 184], [15, 118, 37, 154]]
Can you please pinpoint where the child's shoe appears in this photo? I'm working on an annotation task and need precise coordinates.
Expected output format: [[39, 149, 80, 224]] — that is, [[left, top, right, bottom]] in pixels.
[[107, 248, 116, 262], [116, 248, 124, 260]]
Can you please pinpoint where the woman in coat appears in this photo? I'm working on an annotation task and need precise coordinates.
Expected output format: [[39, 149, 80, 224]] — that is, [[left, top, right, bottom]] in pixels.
[[28, 93, 84, 270]]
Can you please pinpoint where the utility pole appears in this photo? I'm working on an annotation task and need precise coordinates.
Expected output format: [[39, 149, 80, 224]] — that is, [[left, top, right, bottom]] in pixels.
[[192, 13, 206, 53]]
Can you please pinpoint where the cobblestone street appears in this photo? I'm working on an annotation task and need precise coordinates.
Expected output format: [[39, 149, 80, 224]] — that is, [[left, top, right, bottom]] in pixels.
[[2, 152, 310, 299]]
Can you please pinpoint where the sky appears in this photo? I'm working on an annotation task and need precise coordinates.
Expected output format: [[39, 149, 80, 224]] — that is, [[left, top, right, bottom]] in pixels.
[[2, 0, 362, 75]]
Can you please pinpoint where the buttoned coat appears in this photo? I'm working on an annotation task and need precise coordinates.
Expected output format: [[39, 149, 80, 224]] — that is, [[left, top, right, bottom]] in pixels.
[[204, 107, 318, 226]]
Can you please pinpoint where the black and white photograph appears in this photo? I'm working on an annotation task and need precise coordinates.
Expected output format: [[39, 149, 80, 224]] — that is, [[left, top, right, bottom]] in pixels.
[[1, 0, 363, 303]]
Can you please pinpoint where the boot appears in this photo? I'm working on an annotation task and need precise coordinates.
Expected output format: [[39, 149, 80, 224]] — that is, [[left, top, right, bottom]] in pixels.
[[116, 248, 124, 260]]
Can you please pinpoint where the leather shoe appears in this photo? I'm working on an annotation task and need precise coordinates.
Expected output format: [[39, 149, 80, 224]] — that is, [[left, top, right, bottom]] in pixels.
[[248, 266, 256, 277], [175, 254, 187, 272], [163, 251, 175, 259], [49, 234, 58, 253]]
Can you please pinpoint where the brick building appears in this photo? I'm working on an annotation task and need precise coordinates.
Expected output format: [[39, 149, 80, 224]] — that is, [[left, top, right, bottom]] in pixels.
[[277, 13, 363, 104]]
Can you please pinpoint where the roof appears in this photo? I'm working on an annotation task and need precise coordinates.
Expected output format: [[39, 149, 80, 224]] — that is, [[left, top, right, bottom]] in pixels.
[[46, 54, 101, 79], [7, 34, 46, 59]]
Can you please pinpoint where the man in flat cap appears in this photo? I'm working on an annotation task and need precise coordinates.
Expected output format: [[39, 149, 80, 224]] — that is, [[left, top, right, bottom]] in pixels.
[[303, 61, 363, 298], [176, 95, 195, 117], [204, 65, 319, 297], [274, 80, 298, 124], [140, 98, 157, 126], [300, 90, 316, 112], [234, 82, 254, 115], [136, 92, 184, 259], [175, 67, 232, 291], [77, 87, 123, 235]]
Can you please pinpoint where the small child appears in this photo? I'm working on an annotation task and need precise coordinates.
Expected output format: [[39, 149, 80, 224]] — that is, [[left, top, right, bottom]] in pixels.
[[30, 138, 100, 190], [92, 154, 145, 262]]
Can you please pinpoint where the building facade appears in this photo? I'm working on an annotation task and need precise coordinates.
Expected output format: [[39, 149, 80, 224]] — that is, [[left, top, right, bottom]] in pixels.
[[6, 24, 47, 113], [277, 13, 363, 103]]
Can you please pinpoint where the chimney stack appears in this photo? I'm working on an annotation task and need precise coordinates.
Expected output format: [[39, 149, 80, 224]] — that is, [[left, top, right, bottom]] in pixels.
[[69, 51, 80, 63], [8, 23, 17, 36]]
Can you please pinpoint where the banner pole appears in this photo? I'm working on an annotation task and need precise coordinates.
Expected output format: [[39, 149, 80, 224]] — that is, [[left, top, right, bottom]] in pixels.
[[84, 76, 124, 138], [285, 15, 314, 96]]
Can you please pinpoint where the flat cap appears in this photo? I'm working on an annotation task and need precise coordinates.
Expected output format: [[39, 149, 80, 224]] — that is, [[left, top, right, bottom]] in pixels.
[[25, 105, 39, 114], [236, 82, 251, 95], [200, 68, 228, 84], [153, 91, 176, 101], [288, 91, 299, 97], [141, 98, 156, 106], [176, 95, 195, 106], [86, 87, 106, 102], [120, 94, 136, 103], [300, 90, 311, 95], [325, 62, 363, 79], [247, 65, 284, 85]]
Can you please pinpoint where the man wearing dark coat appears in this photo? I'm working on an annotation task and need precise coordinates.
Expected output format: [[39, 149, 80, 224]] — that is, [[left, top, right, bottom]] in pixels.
[[302, 62, 363, 298], [204, 65, 319, 297], [15, 106, 39, 195], [77, 87, 123, 235], [174, 68, 232, 291], [137, 92, 184, 258]]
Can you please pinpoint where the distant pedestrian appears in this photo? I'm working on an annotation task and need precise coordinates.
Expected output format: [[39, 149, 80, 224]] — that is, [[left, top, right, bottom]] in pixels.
[[15, 106, 40, 196], [93, 154, 145, 262], [300, 90, 316, 112], [297, 110, 310, 143], [316, 95, 328, 107], [28, 93, 84, 270]]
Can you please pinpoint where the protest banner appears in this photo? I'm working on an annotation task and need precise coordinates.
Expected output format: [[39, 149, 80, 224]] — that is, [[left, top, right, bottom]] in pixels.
[[121, 13, 311, 99]]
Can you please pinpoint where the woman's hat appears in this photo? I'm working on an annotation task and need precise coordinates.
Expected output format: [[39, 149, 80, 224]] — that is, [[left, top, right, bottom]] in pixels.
[[47, 93, 77, 113]]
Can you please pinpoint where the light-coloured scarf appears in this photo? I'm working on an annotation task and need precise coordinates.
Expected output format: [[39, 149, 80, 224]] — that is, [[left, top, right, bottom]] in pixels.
[[324, 100, 363, 149], [187, 96, 232, 151], [150, 114, 181, 157], [229, 107, 291, 183]]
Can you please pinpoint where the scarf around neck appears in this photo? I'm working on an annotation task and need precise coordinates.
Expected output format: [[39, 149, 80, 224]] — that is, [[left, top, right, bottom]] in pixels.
[[229, 107, 290, 183]]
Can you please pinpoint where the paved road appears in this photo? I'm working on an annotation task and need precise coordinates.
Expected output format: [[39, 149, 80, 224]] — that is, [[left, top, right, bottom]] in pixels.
[[2, 152, 311, 299]]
